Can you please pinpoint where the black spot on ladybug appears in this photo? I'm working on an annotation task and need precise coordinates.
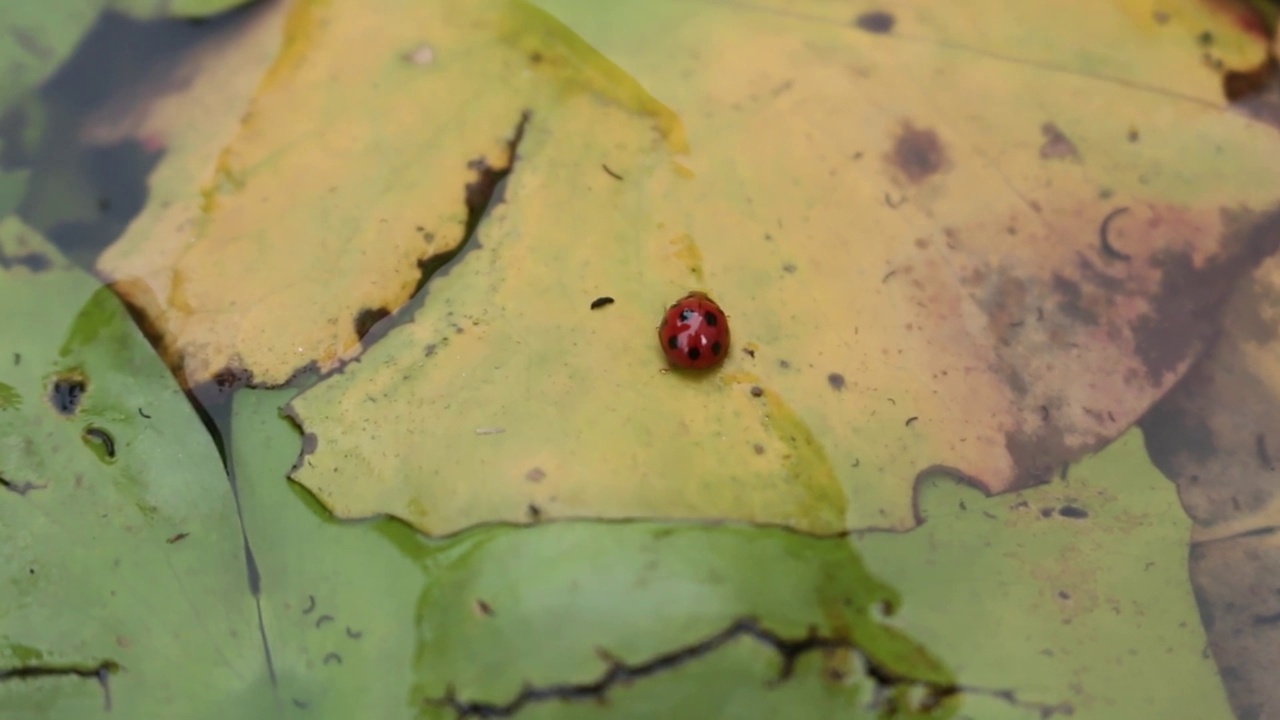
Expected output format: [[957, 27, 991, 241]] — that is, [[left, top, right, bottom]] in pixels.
[[50, 376, 87, 416], [667, 335, 679, 350], [590, 296, 615, 310], [711, 341, 722, 356], [704, 311, 718, 327], [354, 307, 391, 341], [687, 347, 702, 362], [853, 10, 895, 33], [828, 373, 846, 391]]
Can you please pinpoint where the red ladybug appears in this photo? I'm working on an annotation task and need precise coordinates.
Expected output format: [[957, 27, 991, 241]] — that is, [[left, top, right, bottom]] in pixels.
[[658, 291, 730, 370]]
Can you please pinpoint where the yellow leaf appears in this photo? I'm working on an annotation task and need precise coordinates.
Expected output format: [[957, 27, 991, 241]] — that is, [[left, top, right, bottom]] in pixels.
[[282, 0, 1280, 536]]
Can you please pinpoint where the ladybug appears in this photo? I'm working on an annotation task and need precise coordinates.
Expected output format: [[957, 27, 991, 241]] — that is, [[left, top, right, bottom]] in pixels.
[[658, 291, 730, 370]]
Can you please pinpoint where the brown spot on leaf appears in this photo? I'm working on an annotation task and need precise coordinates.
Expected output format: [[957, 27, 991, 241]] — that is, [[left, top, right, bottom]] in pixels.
[[1038, 122, 1080, 162], [887, 122, 949, 184], [853, 11, 895, 34], [1051, 274, 1099, 326], [354, 307, 392, 341], [1132, 207, 1280, 386], [827, 373, 846, 391]]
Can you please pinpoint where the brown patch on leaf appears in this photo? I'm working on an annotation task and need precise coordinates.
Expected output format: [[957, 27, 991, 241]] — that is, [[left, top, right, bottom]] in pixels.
[[354, 307, 392, 341], [1038, 122, 1080, 162], [886, 122, 949, 184], [1132, 207, 1280, 387], [853, 11, 895, 34]]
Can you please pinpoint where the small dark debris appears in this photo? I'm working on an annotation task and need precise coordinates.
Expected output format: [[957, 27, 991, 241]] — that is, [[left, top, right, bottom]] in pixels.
[[959, 500, 967, 511], [778, 360, 790, 369], [1127, 128, 1140, 143], [1257, 433, 1275, 471], [853, 10, 895, 33], [1057, 505, 1089, 519], [1059, 463, 1069, 480], [12, 353, 19, 365], [1098, 207, 1132, 261], [782, 263, 797, 273], [884, 192, 906, 208], [137, 408, 151, 419], [83, 427, 116, 460], [476, 599, 496, 617], [753, 443, 765, 455], [165, 532, 189, 544], [323, 652, 342, 666], [0, 473, 44, 495], [346, 626, 363, 639], [1039, 405, 1050, 421], [982, 510, 998, 520], [302, 595, 316, 614], [292, 699, 309, 710], [527, 503, 542, 521], [1039, 507, 1055, 518], [881, 269, 897, 283], [590, 296, 615, 310], [1198, 31, 1214, 47], [1253, 611, 1280, 626], [827, 373, 846, 391], [315, 614, 334, 628], [743, 348, 755, 359], [904, 416, 918, 427], [525, 467, 546, 482], [750, 386, 764, 398], [1058, 590, 1071, 600], [50, 376, 87, 415], [601, 164, 623, 180]]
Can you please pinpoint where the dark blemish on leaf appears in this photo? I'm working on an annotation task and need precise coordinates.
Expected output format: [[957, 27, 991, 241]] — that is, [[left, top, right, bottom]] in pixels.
[[137, 407, 151, 419], [750, 386, 764, 397], [83, 427, 116, 460], [888, 122, 949, 184], [476, 599, 496, 617], [302, 595, 316, 614], [527, 503, 543, 521], [1128, 127, 1140, 143], [165, 532, 189, 544], [12, 353, 19, 365], [1099, 207, 1132, 261], [743, 347, 755, 358], [425, 343, 438, 357], [293, 699, 309, 709], [1224, 57, 1277, 103], [1198, 31, 1214, 47], [827, 373, 846, 391], [884, 193, 906, 209], [525, 467, 546, 482], [346, 626, 363, 639], [590, 296, 615, 310], [753, 443, 765, 455], [1257, 433, 1274, 471], [354, 307, 392, 341], [959, 499, 967, 510], [0, 472, 44, 495], [1057, 505, 1089, 519], [982, 510, 998, 520], [782, 263, 797, 273], [323, 652, 342, 666], [853, 10, 895, 33], [851, 458, 860, 467], [779, 360, 790, 369], [50, 375, 87, 415], [1254, 612, 1280, 625], [1040, 405, 1050, 422], [1052, 274, 1099, 325], [1058, 590, 1071, 600], [315, 614, 334, 628], [1039, 507, 1055, 518], [881, 269, 897, 283], [1038, 122, 1080, 161], [601, 164, 623, 180], [905, 416, 918, 427]]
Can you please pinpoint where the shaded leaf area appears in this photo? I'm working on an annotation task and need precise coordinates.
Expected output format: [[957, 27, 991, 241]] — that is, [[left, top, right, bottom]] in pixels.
[[0, 0, 255, 123], [290, 0, 1280, 536], [1140, 250, 1280, 720], [858, 430, 1234, 720], [9, 2, 284, 270]]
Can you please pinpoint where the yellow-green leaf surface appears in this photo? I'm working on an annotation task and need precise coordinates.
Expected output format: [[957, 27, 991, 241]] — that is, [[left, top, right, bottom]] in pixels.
[[92, 0, 288, 310], [285, 0, 1280, 536], [858, 429, 1233, 719], [99, 0, 554, 386]]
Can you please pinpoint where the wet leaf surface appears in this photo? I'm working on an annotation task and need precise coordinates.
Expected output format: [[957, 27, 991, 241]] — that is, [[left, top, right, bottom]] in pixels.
[[288, 0, 1280, 536]]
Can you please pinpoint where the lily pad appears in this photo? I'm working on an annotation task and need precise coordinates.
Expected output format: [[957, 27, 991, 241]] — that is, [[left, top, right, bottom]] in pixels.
[[858, 429, 1234, 719], [286, 0, 1280, 536]]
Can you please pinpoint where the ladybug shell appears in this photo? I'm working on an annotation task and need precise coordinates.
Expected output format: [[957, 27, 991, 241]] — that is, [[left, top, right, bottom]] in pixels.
[[658, 291, 730, 370]]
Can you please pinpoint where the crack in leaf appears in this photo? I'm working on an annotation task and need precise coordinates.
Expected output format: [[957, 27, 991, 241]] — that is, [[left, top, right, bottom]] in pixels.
[[0, 660, 118, 711], [422, 617, 959, 718]]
